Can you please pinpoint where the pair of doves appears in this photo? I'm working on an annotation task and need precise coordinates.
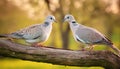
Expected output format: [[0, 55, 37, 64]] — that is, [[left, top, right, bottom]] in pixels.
[[0, 14, 120, 55]]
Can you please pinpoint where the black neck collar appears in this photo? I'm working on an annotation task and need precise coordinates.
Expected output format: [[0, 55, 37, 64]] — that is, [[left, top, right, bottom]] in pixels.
[[44, 22, 49, 26], [71, 21, 76, 23]]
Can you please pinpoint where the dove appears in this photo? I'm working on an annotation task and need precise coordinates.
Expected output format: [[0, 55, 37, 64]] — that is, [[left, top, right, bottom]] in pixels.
[[63, 14, 120, 55], [0, 15, 56, 46]]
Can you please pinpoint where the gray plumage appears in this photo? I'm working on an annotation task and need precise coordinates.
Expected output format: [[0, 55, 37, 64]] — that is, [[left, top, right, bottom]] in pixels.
[[0, 15, 56, 44], [63, 14, 120, 55]]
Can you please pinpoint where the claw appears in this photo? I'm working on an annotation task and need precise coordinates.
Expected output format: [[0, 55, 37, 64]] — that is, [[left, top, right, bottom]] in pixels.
[[81, 48, 86, 51], [32, 43, 44, 47]]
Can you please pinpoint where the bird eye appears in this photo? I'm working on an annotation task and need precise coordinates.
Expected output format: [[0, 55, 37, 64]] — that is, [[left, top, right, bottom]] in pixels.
[[50, 17, 53, 20], [67, 17, 69, 19]]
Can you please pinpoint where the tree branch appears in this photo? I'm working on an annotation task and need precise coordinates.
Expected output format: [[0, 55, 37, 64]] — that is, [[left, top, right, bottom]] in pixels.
[[0, 39, 120, 69]]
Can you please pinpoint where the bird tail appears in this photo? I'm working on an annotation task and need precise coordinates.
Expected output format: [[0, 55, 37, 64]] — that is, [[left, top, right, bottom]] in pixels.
[[109, 44, 120, 56], [0, 34, 21, 39], [0, 34, 9, 37]]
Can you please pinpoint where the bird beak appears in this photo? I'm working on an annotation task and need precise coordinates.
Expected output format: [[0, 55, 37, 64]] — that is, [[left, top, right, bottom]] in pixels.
[[54, 19, 57, 23]]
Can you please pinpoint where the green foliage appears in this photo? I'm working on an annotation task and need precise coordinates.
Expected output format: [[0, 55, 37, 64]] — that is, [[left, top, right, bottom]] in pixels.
[[0, 59, 104, 69]]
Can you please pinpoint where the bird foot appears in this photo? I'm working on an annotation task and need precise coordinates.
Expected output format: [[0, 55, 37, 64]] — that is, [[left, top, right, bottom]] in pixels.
[[81, 48, 86, 51], [32, 43, 44, 47], [7, 38, 14, 42]]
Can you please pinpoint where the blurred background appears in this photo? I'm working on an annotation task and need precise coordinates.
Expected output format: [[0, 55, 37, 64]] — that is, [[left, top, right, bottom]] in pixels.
[[0, 0, 120, 69]]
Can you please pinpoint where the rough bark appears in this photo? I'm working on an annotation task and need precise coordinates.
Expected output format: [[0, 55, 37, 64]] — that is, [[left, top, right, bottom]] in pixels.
[[0, 39, 120, 69]]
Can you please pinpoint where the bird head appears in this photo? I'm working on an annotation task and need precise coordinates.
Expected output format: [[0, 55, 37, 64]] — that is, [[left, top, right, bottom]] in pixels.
[[63, 14, 75, 23], [45, 15, 56, 23]]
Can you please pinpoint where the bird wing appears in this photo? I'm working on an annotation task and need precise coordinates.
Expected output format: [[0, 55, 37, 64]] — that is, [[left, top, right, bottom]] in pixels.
[[75, 26, 105, 44], [11, 24, 43, 40]]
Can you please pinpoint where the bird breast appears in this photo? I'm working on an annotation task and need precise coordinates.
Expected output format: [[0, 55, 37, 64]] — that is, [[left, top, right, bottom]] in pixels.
[[41, 25, 52, 42]]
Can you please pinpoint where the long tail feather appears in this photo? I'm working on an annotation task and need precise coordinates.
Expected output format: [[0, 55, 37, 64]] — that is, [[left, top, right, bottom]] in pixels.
[[109, 44, 120, 56], [0, 34, 22, 39], [0, 34, 9, 37]]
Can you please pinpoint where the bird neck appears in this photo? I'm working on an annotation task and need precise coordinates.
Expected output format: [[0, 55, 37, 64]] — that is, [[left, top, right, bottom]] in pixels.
[[43, 22, 51, 27], [69, 21, 78, 26]]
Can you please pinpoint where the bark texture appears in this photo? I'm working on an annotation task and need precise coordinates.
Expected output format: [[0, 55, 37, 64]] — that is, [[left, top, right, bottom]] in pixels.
[[0, 39, 120, 69]]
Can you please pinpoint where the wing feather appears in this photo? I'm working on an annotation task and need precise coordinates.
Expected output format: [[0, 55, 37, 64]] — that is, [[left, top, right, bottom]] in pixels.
[[75, 26, 104, 44], [11, 24, 43, 39]]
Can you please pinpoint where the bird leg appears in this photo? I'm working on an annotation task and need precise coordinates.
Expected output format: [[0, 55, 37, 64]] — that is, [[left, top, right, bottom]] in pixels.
[[32, 43, 44, 47], [81, 48, 86, 51], [80, 45, 86, 51], [89, 45, 94, 51], [7, 37, 14, 42], [81, 44, 94, 51]]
